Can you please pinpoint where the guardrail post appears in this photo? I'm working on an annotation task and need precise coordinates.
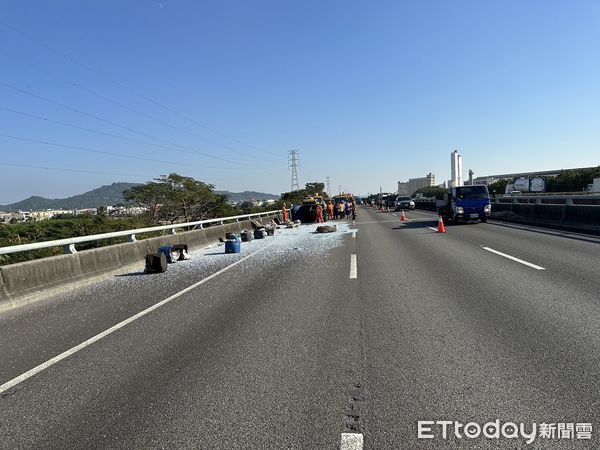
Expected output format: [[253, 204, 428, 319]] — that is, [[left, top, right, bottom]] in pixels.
[[128, 234, 137, 243], [536, 198, 542, 205], [63, 244, 77, 254], [220, 220, 224, 225], [169, 228, 177, 235], [565, 198, 574, 206]]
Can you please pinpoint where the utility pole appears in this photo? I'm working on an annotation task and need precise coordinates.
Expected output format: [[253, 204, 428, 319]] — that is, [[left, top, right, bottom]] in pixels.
[[326, 176, 331, 197], [288, 150, 300, 191]]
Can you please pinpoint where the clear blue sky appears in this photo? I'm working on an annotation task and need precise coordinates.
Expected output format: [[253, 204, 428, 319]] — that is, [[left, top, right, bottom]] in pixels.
[[1, 0, 599, 203]]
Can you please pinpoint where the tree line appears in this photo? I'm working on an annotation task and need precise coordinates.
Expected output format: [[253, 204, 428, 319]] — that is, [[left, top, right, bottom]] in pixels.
[[1, 174, 330, 265]]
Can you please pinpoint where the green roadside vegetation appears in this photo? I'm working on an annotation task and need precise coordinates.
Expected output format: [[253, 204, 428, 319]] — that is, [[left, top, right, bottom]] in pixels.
[[0, 173, 280, 266]]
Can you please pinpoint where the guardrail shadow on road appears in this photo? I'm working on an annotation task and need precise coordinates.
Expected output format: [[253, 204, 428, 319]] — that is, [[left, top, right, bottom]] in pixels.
[[391, 221, 438, 230], [488, 221, 600, 245]]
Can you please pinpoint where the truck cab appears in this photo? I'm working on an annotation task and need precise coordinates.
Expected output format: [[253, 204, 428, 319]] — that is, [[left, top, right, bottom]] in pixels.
[[436, 185, 491, 223]]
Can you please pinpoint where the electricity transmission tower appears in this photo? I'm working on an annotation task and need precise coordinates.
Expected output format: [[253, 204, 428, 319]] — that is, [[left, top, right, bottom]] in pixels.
[[326, 176, 331, 197], [288, 150, 300, 191]]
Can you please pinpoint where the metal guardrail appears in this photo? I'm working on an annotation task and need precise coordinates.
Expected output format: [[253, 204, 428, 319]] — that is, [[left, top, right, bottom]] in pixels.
[[0, 210, 281, 256], [414, 195, 600, 204], [493, 194, 600, 205]]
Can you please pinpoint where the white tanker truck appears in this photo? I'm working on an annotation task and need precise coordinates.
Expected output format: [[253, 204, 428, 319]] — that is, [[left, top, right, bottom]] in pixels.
[[504, 176, 546, 194]]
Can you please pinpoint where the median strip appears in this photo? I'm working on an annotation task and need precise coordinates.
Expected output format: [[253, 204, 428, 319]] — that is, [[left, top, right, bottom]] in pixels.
[[482, 246, 546, 270]]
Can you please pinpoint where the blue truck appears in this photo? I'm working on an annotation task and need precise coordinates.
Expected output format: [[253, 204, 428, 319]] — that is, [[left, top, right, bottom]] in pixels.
[[436, 185, 492, 223]]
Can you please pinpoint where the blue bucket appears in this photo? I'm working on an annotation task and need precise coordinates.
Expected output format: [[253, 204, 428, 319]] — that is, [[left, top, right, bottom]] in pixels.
[[226, 233, 241, 242], [225, 240, 241, 253]]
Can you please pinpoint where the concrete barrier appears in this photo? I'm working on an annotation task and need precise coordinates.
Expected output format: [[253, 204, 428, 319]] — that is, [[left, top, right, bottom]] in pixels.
[[415, 201, 600, 234], [414, 201, 437, 211], [0, 213, 279, 307], [490, 203, 600, 234]]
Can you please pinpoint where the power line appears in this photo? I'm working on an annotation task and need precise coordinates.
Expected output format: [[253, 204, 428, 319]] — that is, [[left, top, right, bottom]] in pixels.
[[0, 21, 282, 159], [0, 162, 154, 178], [0, 133, 231, 169], [0, 50, 280, 164], [0, 82, 266, 168], [299, 166, 318, 184], [0, 161, 280, 183], [0, 106, 262, 164]]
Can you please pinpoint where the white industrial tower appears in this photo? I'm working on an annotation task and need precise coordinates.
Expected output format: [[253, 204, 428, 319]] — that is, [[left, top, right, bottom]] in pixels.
[[450, 150, 463, 187]]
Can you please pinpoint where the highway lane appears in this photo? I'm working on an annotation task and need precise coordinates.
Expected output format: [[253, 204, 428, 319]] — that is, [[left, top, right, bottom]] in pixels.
[[1, 208, 599, 448], [358, 206, 600, 448], [0, 224, 363, 449]]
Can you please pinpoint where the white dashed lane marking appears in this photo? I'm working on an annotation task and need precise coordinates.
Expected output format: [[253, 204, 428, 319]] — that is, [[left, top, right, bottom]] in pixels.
[[0, 245, 273, 395], [341, 433, 364, 449], [482, 246, 545, 270], [349, 254, 357, 279]]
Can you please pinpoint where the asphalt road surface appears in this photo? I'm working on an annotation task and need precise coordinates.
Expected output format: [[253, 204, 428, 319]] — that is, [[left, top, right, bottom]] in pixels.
[[1, 207, 599, 449]]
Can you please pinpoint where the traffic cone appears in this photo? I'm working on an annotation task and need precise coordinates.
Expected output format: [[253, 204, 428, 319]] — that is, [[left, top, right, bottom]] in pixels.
[[437, 216, 446, 233], [400, 210, 407, 222]]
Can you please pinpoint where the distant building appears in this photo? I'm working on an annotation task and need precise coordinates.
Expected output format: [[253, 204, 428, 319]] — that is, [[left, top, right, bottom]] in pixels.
[[398, 173, 436, 196], [397, 182, 409, 195], [450, 150, 463, 187]]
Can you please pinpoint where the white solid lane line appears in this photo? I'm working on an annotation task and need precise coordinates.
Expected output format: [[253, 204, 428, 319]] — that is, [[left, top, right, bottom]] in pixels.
[[482, 246, 546, 270], [426, 226, 438, 232], [350, 254, 357, 279], [352, 230, 357, 238], [0, 245, 273, 395], [341, 433, 364, 450]]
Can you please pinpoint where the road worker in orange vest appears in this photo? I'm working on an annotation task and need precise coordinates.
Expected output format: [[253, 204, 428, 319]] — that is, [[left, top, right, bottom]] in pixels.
[[282, 203, 288, 223], [315, 204, 324, 223], [327, 201, 335, 220], [337, 201, 345, 219]]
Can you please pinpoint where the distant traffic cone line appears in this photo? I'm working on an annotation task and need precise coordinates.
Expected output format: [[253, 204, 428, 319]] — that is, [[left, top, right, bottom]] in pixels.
[[437, 216, 446, 233], [400, 210, 407, 222]]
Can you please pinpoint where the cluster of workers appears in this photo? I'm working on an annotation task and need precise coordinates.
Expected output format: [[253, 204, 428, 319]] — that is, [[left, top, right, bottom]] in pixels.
[[325, 200, 356, 221], [281, 200, 356, 224]]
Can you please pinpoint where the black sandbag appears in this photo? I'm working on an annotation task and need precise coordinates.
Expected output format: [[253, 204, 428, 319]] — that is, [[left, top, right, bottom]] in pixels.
[[145, 253, 168, 273]]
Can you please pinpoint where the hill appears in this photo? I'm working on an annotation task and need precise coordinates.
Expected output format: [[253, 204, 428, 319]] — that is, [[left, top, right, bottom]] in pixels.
[[1, 184, 281, 211], [215, 190, 280, 203], [0, 182, 141, 211]]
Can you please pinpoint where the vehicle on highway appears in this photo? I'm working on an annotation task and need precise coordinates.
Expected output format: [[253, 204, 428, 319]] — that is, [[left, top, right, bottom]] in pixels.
[[332, 193, 355, 206], [436, 185, 491, 223], [291, 196, 328, 223], [502, 190, 523, 197], [394, 196, 415, 210]]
